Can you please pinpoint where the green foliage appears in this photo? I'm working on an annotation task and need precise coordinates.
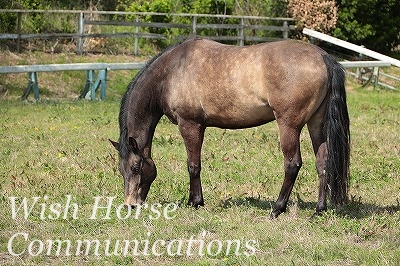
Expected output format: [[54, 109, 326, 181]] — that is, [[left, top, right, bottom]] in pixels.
[[9, 0, 118, 10], [0, 0, 16, 32], [191, 0, 235, 14], [116, 0, 239, 48], [0, 0, 117, 36], [113, 0, 293, 50], [121, 0, 174, 48], [115, 0, 290, 48], [334, 0, 400, 54], [5, 1, 80, 37], [0, 13, 16, 33], [5, 0, 400, 55], [1, 0, 290, 52], [19, 0, 49, 9], [187, 0, 238, 41]]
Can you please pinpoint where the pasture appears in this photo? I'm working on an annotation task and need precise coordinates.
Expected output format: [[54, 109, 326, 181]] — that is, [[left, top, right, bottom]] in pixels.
[[0, 55, 399, 264]]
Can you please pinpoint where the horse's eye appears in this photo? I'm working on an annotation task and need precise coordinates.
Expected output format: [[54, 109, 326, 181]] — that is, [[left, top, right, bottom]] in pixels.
[[131, 163, 141, 174]]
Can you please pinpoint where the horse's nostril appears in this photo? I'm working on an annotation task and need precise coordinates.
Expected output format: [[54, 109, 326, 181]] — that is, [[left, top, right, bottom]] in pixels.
[[124, 204, 136, 210]]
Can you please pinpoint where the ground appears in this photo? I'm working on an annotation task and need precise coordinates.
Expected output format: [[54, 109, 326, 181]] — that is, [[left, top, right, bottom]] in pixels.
[[0, 51, 399, 265]]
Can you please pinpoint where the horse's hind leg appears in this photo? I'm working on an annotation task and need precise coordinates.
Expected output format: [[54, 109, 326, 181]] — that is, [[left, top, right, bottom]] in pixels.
[[178, 120, 205, 207], [271, 125, 302, 219], [307, 109, 328, 214]]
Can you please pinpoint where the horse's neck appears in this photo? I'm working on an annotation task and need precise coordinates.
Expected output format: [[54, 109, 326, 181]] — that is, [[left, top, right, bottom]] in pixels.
[[125, 90, 162, 157]]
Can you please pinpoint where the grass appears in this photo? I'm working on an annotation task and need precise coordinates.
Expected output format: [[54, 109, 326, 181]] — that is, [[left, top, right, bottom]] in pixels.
[[0, 52, 400, 265]]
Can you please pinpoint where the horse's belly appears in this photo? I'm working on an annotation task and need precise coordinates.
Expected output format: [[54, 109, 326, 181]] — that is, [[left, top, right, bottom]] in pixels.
[[204, 102, 276, 129], [165, 85, 276, 128]]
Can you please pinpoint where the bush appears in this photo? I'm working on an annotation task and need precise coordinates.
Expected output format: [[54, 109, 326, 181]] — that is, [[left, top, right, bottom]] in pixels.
[[333, 0, 400, 55], [286, 0, 338, 34]]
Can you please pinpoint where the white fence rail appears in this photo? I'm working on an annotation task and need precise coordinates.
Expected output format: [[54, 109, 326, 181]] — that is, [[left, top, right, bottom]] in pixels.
[[0, 62, 145, 73], [303, 28, 399, 91], [303, 28, 400, 68]]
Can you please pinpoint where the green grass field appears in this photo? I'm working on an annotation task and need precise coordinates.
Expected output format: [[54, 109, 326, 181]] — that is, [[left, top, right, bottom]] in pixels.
[[0, 53, 399, 265]]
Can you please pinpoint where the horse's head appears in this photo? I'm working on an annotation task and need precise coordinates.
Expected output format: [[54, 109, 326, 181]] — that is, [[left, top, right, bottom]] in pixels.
[[110, 137, 156, 207]]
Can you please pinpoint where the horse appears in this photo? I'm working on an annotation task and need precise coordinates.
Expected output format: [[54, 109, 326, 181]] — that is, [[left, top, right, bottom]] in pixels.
[[110, 37, 350, 219]]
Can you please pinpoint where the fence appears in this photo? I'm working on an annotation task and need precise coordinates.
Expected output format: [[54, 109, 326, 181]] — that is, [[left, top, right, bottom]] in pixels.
[[0, 9, 296, 55], [0, 63, 145, 100], [0, 60, 394, 101], [304, 28, 400, 91], [1, 12, 398, 100]]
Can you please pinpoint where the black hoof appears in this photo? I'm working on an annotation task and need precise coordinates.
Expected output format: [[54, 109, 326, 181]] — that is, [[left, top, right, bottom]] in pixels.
[[270, 209, 285, 219], [309, 211, 323, 221], [187, 198, 204, 209]]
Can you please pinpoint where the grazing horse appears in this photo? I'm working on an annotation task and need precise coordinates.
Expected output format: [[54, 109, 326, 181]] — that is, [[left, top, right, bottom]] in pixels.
[[110, 38, 350, 218]]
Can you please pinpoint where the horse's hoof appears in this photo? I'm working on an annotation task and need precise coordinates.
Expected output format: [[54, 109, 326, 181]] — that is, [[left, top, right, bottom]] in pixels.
[[187, 199, 204, 209], [270, 210, 282, 219], [309, 211, 323, 221]]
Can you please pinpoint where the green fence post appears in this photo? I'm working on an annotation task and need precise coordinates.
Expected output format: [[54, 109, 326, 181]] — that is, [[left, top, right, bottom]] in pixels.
[[80, 69, 94, 99], [22, 72, 39, 100], [88, 70, 96, 100], [80, 69, 107, 100], [98, 69, 107, 100]]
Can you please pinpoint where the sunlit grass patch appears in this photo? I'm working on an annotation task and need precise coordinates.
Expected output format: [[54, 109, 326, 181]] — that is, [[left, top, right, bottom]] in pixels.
[[0, 83, 399, 265]]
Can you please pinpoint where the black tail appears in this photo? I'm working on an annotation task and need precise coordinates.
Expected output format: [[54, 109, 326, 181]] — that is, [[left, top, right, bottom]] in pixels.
[[323, 54, 350, 206]]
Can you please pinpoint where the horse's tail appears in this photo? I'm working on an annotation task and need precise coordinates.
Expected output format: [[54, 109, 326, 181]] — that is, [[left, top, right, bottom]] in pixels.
[[323, 54, 350, 206]]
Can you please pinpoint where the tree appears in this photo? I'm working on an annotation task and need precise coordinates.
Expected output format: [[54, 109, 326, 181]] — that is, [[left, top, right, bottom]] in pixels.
[[333, 0, 400, 55], [116, 0, 238, 48], [0, 0, 16, 32]]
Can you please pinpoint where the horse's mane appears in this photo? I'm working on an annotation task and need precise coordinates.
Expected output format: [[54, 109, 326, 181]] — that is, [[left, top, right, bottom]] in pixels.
[[118, 38, 197, 157]]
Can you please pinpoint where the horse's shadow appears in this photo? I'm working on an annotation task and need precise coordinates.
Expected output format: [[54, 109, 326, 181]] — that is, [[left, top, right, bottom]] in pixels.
[[220, 196, 274, 211], [219, 194, 400, 219]]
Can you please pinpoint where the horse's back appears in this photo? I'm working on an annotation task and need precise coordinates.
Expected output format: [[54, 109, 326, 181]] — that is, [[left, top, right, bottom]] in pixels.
[[162, 38, 329, 129]]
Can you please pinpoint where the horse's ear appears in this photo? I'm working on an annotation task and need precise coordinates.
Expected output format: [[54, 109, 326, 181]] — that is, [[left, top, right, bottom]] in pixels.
[[128, 137, 139, 153], [109, 139, 120, 150]]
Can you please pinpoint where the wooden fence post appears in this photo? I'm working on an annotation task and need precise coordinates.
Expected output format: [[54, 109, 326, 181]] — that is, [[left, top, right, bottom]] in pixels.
[[373, 67, 379, 88], [356, 45, 365, 81], [134, 15, 140, 56], [192, 16, 197, 36], [282, 21, 288, 39], [17, 12, 22, 53], [238, 18, 244, 46], [77, 12, 84, 55]]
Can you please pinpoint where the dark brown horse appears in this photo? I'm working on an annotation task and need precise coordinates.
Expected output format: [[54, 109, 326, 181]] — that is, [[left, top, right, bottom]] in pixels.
[[110, 38, 350, 218]]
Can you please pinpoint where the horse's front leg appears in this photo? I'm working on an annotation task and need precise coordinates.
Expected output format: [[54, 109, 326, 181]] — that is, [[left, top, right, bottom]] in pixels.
[[178, 120, 205, 207]]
